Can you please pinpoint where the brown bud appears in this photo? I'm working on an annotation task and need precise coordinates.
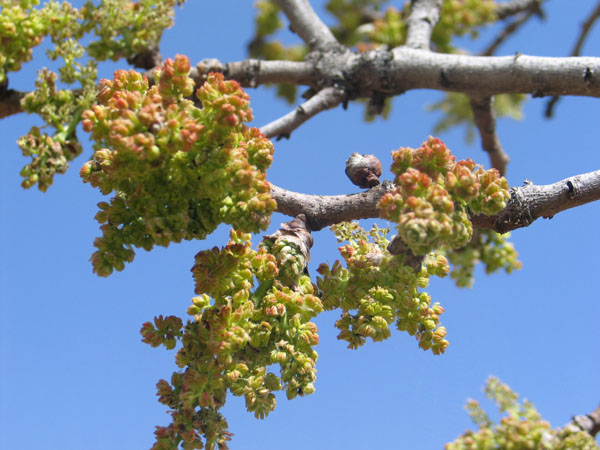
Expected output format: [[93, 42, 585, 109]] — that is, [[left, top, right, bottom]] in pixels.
[[345, 153, 382, 188]]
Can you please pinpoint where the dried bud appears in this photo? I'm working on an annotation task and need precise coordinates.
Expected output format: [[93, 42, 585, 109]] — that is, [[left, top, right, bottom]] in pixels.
[[345, 153, 382, 188]]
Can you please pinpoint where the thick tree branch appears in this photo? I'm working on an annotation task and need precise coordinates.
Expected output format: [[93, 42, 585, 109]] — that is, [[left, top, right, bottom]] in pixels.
[[403, 0, 443, 50], [271, 170, 600, 234], [5, 50, 600, 120], [545, 0, 600, 117], [469, 96, 510, 175], [260, 86, 346, 139], [273, 0, 340, 51], [496, 0, 544, 20]]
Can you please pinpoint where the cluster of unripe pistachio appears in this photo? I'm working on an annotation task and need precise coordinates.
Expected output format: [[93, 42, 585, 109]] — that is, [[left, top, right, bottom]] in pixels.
[[141, 226, 322, 450], [317, 222, 450, 354], [378, 136, 510, 256], [80, 56, 276, 276], [446, 377, 599, 450]]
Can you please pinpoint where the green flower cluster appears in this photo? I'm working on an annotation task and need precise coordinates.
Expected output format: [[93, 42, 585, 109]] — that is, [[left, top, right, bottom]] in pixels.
[[19, 66, 95, 190], [9, 0, 185, 190], [82, 0, 184, 63], [433, 0, 497, 52], [141, 229, 323, 450], [0, 0, 46, 83], [80, 55, 276, 276], [446, 230, 522, 288], [317, 222, 450, 354], [378, 137, 510, 255], [447, 377, 599, 450]]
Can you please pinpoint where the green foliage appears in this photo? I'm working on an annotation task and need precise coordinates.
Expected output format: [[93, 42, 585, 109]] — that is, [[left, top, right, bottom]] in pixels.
[[378, 137, 510, 255], [141, 229, 322, 450], [446, 229, 522, 288], [447, 377, 600, 450], [81, 56, 276, 276], [317, 222, 450, 354]]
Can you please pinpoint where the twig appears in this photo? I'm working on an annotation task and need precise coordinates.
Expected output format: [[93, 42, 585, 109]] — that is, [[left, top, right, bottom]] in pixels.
[[469, 96, 510, 175], [273, 0, 340, 51], [260, 86, 345, 139], [545, 0, 600, 117], [496, 0, 544, 20], [403, 0, 443, 50], [481, 9, 537, 56], [271, 169, 600, 234]]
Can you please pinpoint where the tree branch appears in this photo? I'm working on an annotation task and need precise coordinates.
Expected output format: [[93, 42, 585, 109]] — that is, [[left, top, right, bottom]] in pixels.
[[496, 0, 544, 20], [271, 169, 600, 234], [561, 404, 600, 438], [273, 0, 340, 51], [260, 86, 346, 139], [545, 0, 600, 117], [403, 0, 443, 50], [469, 96, 510, 175], [0, 87, 27, 119]]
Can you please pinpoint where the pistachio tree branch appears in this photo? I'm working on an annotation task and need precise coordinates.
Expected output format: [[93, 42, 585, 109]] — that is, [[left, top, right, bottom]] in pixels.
[[403, 0, 443, 50], [273, 0, 340, 51], [496, 0, 544, 20], [545, 0, 600, 117], [469, 96, 510, 175], [270, 169, 600, 234], [561, 404, 600, 438], [5, 49, 600, 120], [0, 87, 26, 119], [260, 86, 346, 139]]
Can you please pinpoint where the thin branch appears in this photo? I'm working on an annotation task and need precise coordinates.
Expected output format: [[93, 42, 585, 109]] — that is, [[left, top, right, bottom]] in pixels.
[[481, 9, 537, 57], [496, 0, 544, 20], [469, 96, 510, 175], [273, 0, 340, 51], [545, 0, 600, 117], [403, 0, 443, 50], [271, 169, 600, 234], [260, 86, 346, 139]]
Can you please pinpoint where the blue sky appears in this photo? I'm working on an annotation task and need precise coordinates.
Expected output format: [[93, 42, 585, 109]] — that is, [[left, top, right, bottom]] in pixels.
[[1, 1, 600, 449]]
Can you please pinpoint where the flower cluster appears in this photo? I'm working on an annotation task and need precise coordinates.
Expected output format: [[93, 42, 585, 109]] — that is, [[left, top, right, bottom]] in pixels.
[[433, 0, 497, 52], [445, 230, 522, 288], [378, 137, 510, 256], [317, 222, 450, 354], [141, 228, 322, 449], [446, 377, 599, 450], [0, 0, 46, 83], [82, 0, 184, 63], [80, 56, 276, 276]]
